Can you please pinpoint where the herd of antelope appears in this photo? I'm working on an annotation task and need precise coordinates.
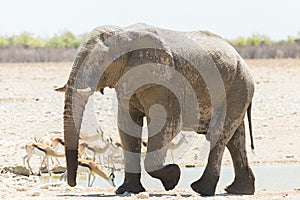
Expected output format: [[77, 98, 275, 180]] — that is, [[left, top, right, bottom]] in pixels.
[[22, 131, 122, 187], [22, 130, 188, 187]]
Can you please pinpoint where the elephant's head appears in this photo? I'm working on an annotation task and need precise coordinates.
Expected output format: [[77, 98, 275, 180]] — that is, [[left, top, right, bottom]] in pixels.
[[63, 25, 174, 187]]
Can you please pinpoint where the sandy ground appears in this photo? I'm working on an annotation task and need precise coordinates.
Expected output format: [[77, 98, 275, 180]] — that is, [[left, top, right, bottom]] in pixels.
[[0, 59, 300, 199]]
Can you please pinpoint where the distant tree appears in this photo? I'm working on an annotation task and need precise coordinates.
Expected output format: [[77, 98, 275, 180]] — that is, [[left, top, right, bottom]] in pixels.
[[230, 36, 247, 46], [246, 34, 273, 46], [0, 36, 9, 47], [14, 32, 44, 47], [295, 31, 300, 43], [46, 31, 81, 48], [6, 36, 16, 46], [285, 35, 295, 43]]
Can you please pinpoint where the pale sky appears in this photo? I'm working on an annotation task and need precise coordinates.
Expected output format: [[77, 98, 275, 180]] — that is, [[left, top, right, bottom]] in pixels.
[[0, 0, 299, 40]]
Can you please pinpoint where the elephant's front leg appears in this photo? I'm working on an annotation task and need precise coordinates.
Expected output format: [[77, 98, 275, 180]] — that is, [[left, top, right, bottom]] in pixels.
[[115, 110, 145, 194], [144, 117, 181, 191]]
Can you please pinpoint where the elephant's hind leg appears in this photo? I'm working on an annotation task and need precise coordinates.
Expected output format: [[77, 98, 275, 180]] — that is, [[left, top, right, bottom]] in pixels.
[[225, 122, 255, 195], [190, 139, 226, 196], [191, 108, 241, 196]]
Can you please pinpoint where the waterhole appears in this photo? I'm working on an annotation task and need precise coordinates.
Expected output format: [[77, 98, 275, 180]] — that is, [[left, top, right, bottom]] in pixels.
[[39, 164, 300, 191]]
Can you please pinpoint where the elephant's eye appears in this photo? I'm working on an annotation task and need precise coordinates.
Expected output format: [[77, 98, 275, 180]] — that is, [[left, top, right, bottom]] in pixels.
[[98, 57, 104, 64], [100, 32, 112, 41]]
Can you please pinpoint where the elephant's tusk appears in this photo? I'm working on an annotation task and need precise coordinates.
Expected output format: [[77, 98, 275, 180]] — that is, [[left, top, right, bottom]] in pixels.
[[77, 87, 93, 96]]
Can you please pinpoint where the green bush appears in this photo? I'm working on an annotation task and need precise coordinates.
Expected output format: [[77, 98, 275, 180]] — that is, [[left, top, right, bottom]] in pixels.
[[246, 34, 273, 46], [230, 34, 274, 46], [0, 36, 9, 47], [14, 32, 45, 47], [46, 31, 82, 48], [0, 31, 84, 48], [285, 36, 295, 43], [230, 37, 247, 46], [285, 32, 300, 43], [2, 31, 300, 48]]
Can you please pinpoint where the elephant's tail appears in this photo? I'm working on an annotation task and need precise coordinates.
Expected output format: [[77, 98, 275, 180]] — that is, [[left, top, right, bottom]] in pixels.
[[247, 102, 254, 150]]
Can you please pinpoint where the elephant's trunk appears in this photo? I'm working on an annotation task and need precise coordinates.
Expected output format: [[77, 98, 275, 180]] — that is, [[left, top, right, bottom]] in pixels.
[[64, 85, 88, 187]]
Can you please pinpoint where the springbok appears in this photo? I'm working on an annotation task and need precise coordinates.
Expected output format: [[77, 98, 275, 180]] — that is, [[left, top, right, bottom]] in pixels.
[[168, 134, 188, 163], [78, 140, 110, 166], [106, 138, 124, 169], [31, 142, 65, 174], [78, 158, 115, 187], [23, 136, 56, 173], [23, 140, 46, 174], [50, 135, 65, 150]]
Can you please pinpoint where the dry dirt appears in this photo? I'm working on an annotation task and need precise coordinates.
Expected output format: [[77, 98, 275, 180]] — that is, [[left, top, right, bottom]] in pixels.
[[0, 59, 300, 199]]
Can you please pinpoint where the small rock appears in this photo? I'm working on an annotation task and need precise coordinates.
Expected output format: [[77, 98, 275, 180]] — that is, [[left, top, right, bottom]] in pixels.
[[51, 166, 66, 174], [3, 166, 30, 177], [48, 187, 59, 191], [136, 192, 149, 199], [16, 187, 27, 191], [39, 166, 48, 174], [185, 164, 195, 168], [40, 184, 49, 189], [14, 166, 30, 176], [31, 191, 40, 196], [286, 155, 294, 159]]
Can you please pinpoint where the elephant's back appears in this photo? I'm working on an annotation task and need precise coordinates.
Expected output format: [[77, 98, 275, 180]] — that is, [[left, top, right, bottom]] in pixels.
[[124, 23, 251, 90]]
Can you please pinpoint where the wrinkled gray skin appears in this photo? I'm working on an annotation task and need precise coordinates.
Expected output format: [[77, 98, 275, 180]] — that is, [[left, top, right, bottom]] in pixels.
[[63, 23, 255, 196]]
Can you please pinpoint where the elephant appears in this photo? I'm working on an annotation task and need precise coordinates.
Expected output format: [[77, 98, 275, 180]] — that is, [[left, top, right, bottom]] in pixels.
[[63, 23, 255, 196]]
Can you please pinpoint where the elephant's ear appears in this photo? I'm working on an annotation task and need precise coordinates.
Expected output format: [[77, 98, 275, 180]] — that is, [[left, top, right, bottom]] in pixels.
[[127, 30, 174, 68], [102, 29, 174, 67]]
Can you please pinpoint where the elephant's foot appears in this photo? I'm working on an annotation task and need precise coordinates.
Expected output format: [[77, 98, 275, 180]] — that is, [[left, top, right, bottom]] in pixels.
[[115, 182, 145, 194], [225, 170, 255, 195], [115, 173, 145, 194], [225, 181, 254, 195], [148, 164, 180, 191], [190, 175, 219, 196]]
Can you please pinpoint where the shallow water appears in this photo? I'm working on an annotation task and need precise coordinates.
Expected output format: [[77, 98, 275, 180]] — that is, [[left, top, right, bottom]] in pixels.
[[39, 164, 300, 191]]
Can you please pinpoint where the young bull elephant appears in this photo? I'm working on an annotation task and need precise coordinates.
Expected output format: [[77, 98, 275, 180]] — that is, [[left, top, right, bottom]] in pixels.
[[63, 23, 255, 196]]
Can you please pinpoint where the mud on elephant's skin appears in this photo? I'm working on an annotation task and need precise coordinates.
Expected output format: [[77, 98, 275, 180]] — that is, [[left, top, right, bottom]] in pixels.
[[63, 23, 255, 196]]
